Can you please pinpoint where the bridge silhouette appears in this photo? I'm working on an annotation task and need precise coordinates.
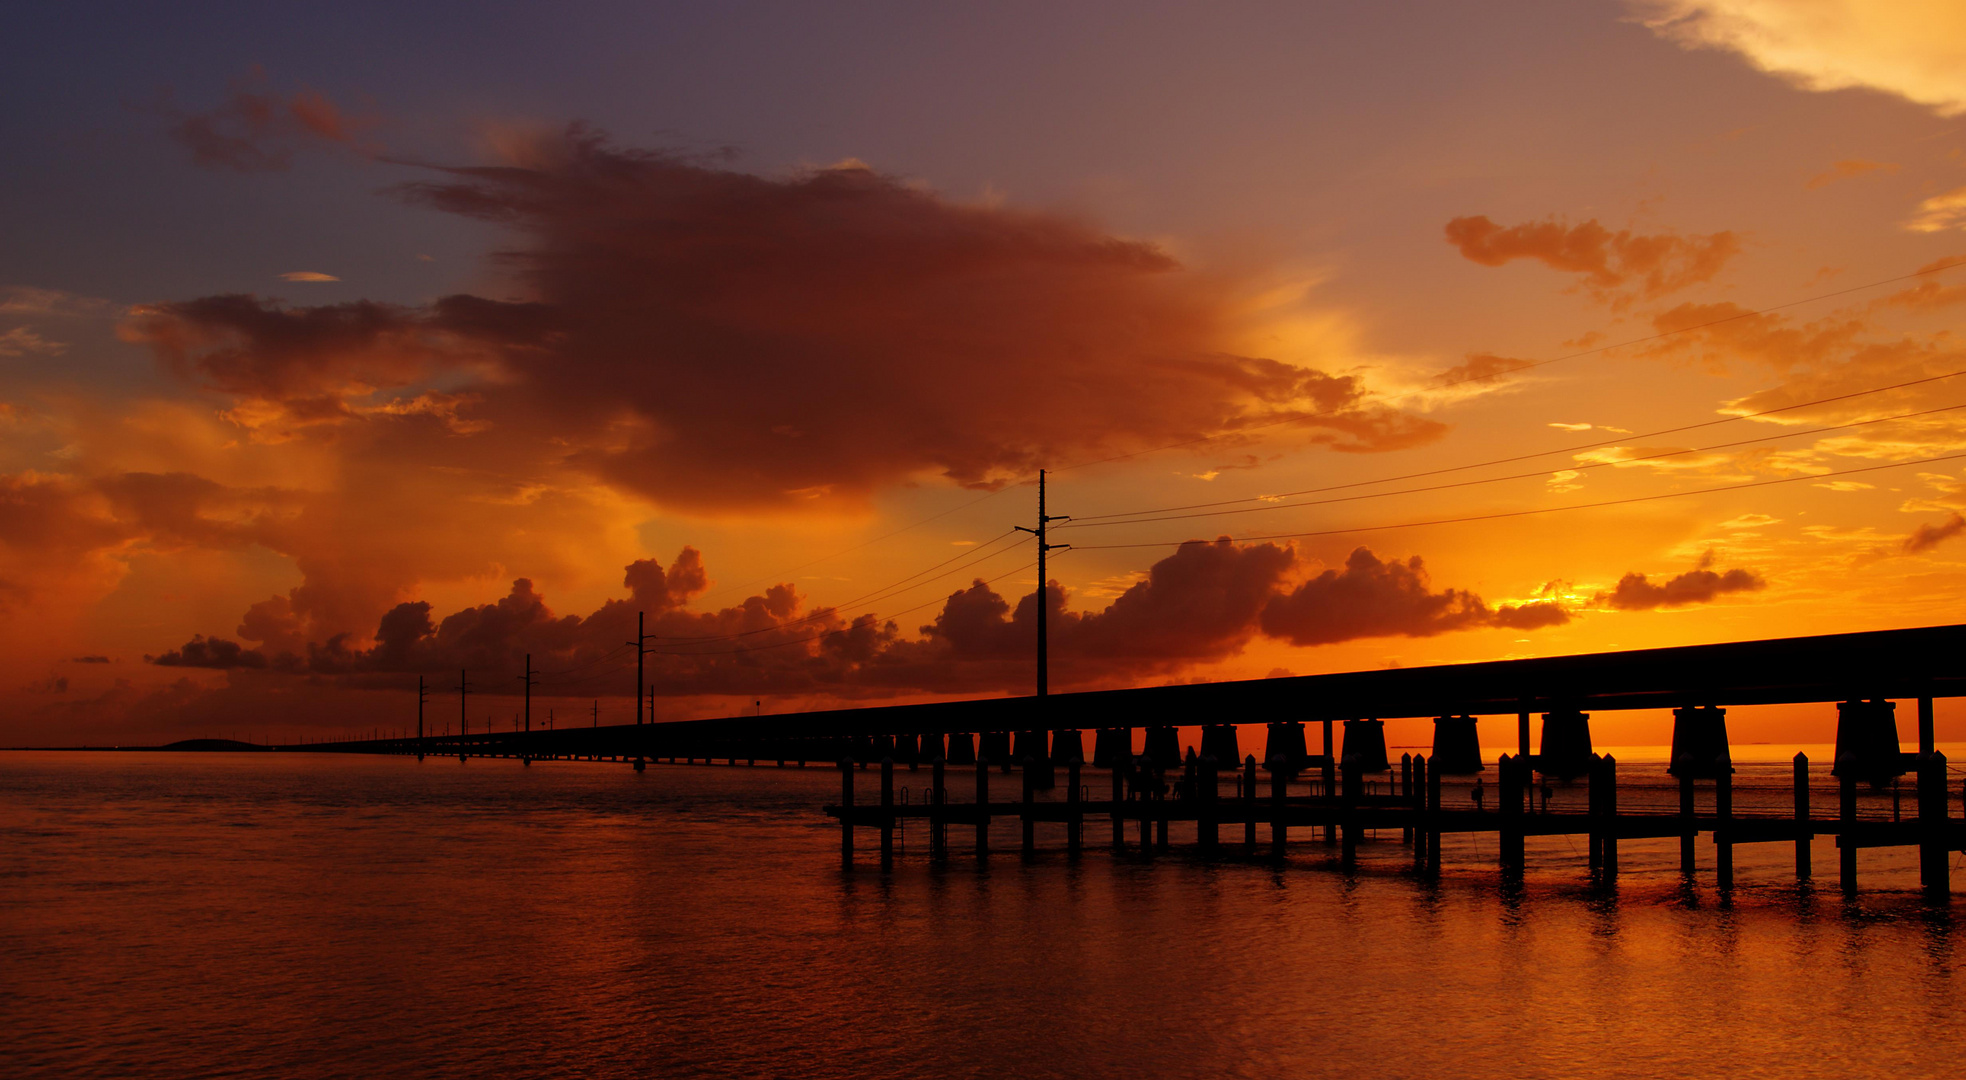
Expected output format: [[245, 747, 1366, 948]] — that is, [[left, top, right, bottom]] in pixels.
[[298, 622, 1966, 896]]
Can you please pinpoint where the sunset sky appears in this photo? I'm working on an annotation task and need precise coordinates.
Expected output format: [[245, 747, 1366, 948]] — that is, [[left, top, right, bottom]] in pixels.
[[7, 1, 1966, 745]]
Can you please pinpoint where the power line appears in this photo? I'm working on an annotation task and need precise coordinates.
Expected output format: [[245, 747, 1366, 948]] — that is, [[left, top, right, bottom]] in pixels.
[[1067, 451, 1966, 551], [1057, 401, 1966, 531], [1066, 365, 1966, 524], [1052, 255, 1966, 474]]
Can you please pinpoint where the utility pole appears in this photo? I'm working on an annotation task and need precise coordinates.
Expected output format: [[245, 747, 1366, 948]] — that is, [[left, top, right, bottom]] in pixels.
[[416, 675, 428, 761], [517, 654, 537, 765], [628, 612, 649, 725], [592, 699, 599, 727], [1012, 468, 1070, 698], [456, 669, 470, 762]]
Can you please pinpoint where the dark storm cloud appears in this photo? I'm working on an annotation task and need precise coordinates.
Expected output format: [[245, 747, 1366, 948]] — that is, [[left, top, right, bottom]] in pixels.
[[1259, 547, 1570, 646], [125, 129, 1443, 514]]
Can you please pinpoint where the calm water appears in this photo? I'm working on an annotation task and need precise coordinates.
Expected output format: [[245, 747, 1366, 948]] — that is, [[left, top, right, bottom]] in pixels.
[[5, 749, 1966, 1079]]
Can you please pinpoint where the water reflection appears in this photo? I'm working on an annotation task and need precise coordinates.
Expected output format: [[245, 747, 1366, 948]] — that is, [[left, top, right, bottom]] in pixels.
[[2, 751, 1964, 1080]]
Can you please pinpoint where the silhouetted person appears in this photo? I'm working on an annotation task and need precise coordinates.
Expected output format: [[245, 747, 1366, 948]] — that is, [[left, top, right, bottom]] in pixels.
[[1472, 777, 1485, 812]]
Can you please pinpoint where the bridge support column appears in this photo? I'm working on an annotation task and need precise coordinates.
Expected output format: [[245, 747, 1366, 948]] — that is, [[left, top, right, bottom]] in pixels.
[[1794, 753, 1811, 880]]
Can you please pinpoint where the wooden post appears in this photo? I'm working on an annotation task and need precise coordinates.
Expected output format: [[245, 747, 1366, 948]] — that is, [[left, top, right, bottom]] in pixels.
[[975, 754, 990, 856], [1067, 758, 1082, 855], [1271, 754, 1289, 855], [1321, 718, 1337, 844], [1587, 753, 1602, 872], [1244, 754, 1259, 852], [1340, 761, 1359, 869], [1919, 697, 1936, 755], [1679, 772, 1697, 878], [1839, 762, 1858, 894], [1793, 753, 1811, 880], [1409, 755, 1426, 870], [1600, 754, 1618, 879], [840, 757, 854, 865], [1021, 757, 1036, 856], [1426, 752, 1442, 874], [931, 756, 947, 860], [1920, 751, 1949, 897], [880, 757, 895, 865], [1111, 751, 1127, 851], [1715, 765, 1733, 890], [1198, 755, 1219, 852], [1400, 753, 1413, 845], [1499, 753, 1524, 876]]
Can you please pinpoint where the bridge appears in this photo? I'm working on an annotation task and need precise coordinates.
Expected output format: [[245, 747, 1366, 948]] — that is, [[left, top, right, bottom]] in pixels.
[[294, 622, 1966, 896]]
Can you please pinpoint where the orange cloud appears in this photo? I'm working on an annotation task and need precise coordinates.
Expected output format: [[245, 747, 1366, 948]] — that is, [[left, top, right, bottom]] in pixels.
[[1804, 158, 1899, 190], [1444, 214, 1738, 306], [159, 67, 377, 173]]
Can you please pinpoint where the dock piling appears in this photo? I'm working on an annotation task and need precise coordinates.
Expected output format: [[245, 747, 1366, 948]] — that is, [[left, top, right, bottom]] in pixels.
[[1111, 752, 1127, 850], [1021, 756, 1036, 857], [840, 757, 854, 865], [1425, 753, 1442, 874], [1271, 753, 1289, 855], [1679, 773, 1696, 877], [1838, 760, 1858, 894], [1244, 754, 1258, 852], [880, 757, 895, 865], [1067, 758, 1082, 855], [1340, 761, 1359, 869], [1919, 751, 1949, 897], [1600, 754, 1618, 879], [975, 754, 991, 856], [1715, 765, 1733, 890], [931, 756, 947, 860], [1498, 753, 1524, 876], [1197, 756, 1219, 853], [1794, 753, 1811, 880]]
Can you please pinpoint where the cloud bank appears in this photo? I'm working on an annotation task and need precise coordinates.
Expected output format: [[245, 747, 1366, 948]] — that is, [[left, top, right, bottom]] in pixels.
[[1633, 1, 1966, 117]]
